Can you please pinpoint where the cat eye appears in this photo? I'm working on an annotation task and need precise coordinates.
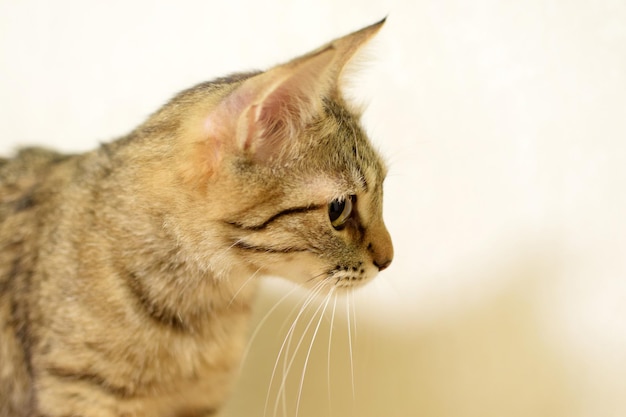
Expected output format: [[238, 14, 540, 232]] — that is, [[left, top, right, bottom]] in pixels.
[[329, 195, 355, 230]]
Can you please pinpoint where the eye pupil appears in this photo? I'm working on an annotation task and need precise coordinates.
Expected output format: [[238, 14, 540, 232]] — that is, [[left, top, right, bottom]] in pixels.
[[329, 200, 345, 222], [328, 195, 354, 230]]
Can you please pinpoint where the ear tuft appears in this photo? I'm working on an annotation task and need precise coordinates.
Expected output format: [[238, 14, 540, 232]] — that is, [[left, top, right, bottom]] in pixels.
[[326, 18, 386, 81]]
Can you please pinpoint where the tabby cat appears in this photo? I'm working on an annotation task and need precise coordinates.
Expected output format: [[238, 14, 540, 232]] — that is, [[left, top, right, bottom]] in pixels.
[[0, 19, 393, 417]]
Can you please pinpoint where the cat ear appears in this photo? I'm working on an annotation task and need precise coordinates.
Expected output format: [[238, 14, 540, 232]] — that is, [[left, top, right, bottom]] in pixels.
[[311, 17, 386, 84], [200, 19, 385, 167], [203, 46, 337, 164]]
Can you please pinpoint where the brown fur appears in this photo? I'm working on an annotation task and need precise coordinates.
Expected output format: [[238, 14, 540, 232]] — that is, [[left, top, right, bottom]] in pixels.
[[0, 20, 392, 417]]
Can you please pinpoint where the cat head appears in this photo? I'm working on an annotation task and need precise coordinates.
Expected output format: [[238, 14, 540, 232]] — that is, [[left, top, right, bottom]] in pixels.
[[152, 19, 393, 292]]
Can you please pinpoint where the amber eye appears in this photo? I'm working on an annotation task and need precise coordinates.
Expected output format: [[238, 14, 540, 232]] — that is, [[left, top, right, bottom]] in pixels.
[[329, 195, 354, 230]]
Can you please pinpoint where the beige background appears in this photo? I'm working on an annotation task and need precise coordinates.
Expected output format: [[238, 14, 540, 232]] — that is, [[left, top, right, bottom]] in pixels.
[[2, 1, 625, 416]]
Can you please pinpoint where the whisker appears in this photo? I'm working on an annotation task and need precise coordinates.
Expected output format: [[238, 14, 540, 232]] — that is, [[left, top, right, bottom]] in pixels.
[[227, 265, 263, 307], [264, 281, 325, 417], [273, 283, 327, 417], [346, 290, 356, 404], [239, 284, 300, 373], [350, 289, 358, 343], [275, 291, 309, 336], [306, 269, 331, 283], [212, 236, 247, 266], [277, 286, 325, 417], [327, 293, 338, 416], [295, 288, 334, 417], [283, 283, 327, 416], [279, 284, 325, 417]]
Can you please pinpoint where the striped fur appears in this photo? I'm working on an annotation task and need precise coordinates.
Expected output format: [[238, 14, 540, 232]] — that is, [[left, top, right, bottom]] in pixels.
[[0, 20, 392, 417]]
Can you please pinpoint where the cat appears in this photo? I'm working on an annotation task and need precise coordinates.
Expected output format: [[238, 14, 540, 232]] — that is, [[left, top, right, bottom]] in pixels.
[[0, 19, 393, 417]]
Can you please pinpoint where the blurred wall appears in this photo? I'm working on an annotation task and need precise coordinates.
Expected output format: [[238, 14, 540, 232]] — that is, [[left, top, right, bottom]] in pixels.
[[1, 1, 625, 416]]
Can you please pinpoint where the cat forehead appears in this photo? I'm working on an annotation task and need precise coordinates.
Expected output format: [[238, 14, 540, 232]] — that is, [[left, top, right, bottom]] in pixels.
[[314, 98, 387, 184], [288, 115, 385, 204], [294, 166, 377, 202]]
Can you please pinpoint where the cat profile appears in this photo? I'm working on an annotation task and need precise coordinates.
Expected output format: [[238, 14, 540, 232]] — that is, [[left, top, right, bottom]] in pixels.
[[0, 19, 392, 417]]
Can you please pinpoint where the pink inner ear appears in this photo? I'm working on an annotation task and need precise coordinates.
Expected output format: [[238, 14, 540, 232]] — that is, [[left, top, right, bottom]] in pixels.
[[243, 72, 330, 163], [240, 103, 261, 152], [252, 85, 302, 156], [198, 46, 336, 165]]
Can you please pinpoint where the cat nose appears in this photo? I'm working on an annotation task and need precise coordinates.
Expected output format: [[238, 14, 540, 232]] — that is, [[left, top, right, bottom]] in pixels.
[[373, 258, 392, 271], [368, 224, 393, 272]]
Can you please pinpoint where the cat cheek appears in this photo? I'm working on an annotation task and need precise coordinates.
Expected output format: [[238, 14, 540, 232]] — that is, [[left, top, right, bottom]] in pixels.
[[265, 256, 322, 285]]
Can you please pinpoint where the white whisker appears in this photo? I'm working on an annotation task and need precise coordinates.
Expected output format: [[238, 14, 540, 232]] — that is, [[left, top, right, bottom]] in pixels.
[[240, 285, 299, 374], [346, 290, 356, 404], [295, 288, 334, 417], [350, 289, 358, 343], [280, 283, 326, 416], [279, 290, 318, 417], [306, 269, 330, 283], [227, 265, 263, 307], [276, 289, 318, 415], [210, 234, 256, 274], [327, 293, 338, 416], [273, 283, 327, 417], [264, 281, 325, 417], [213, 237, 246, 264]]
